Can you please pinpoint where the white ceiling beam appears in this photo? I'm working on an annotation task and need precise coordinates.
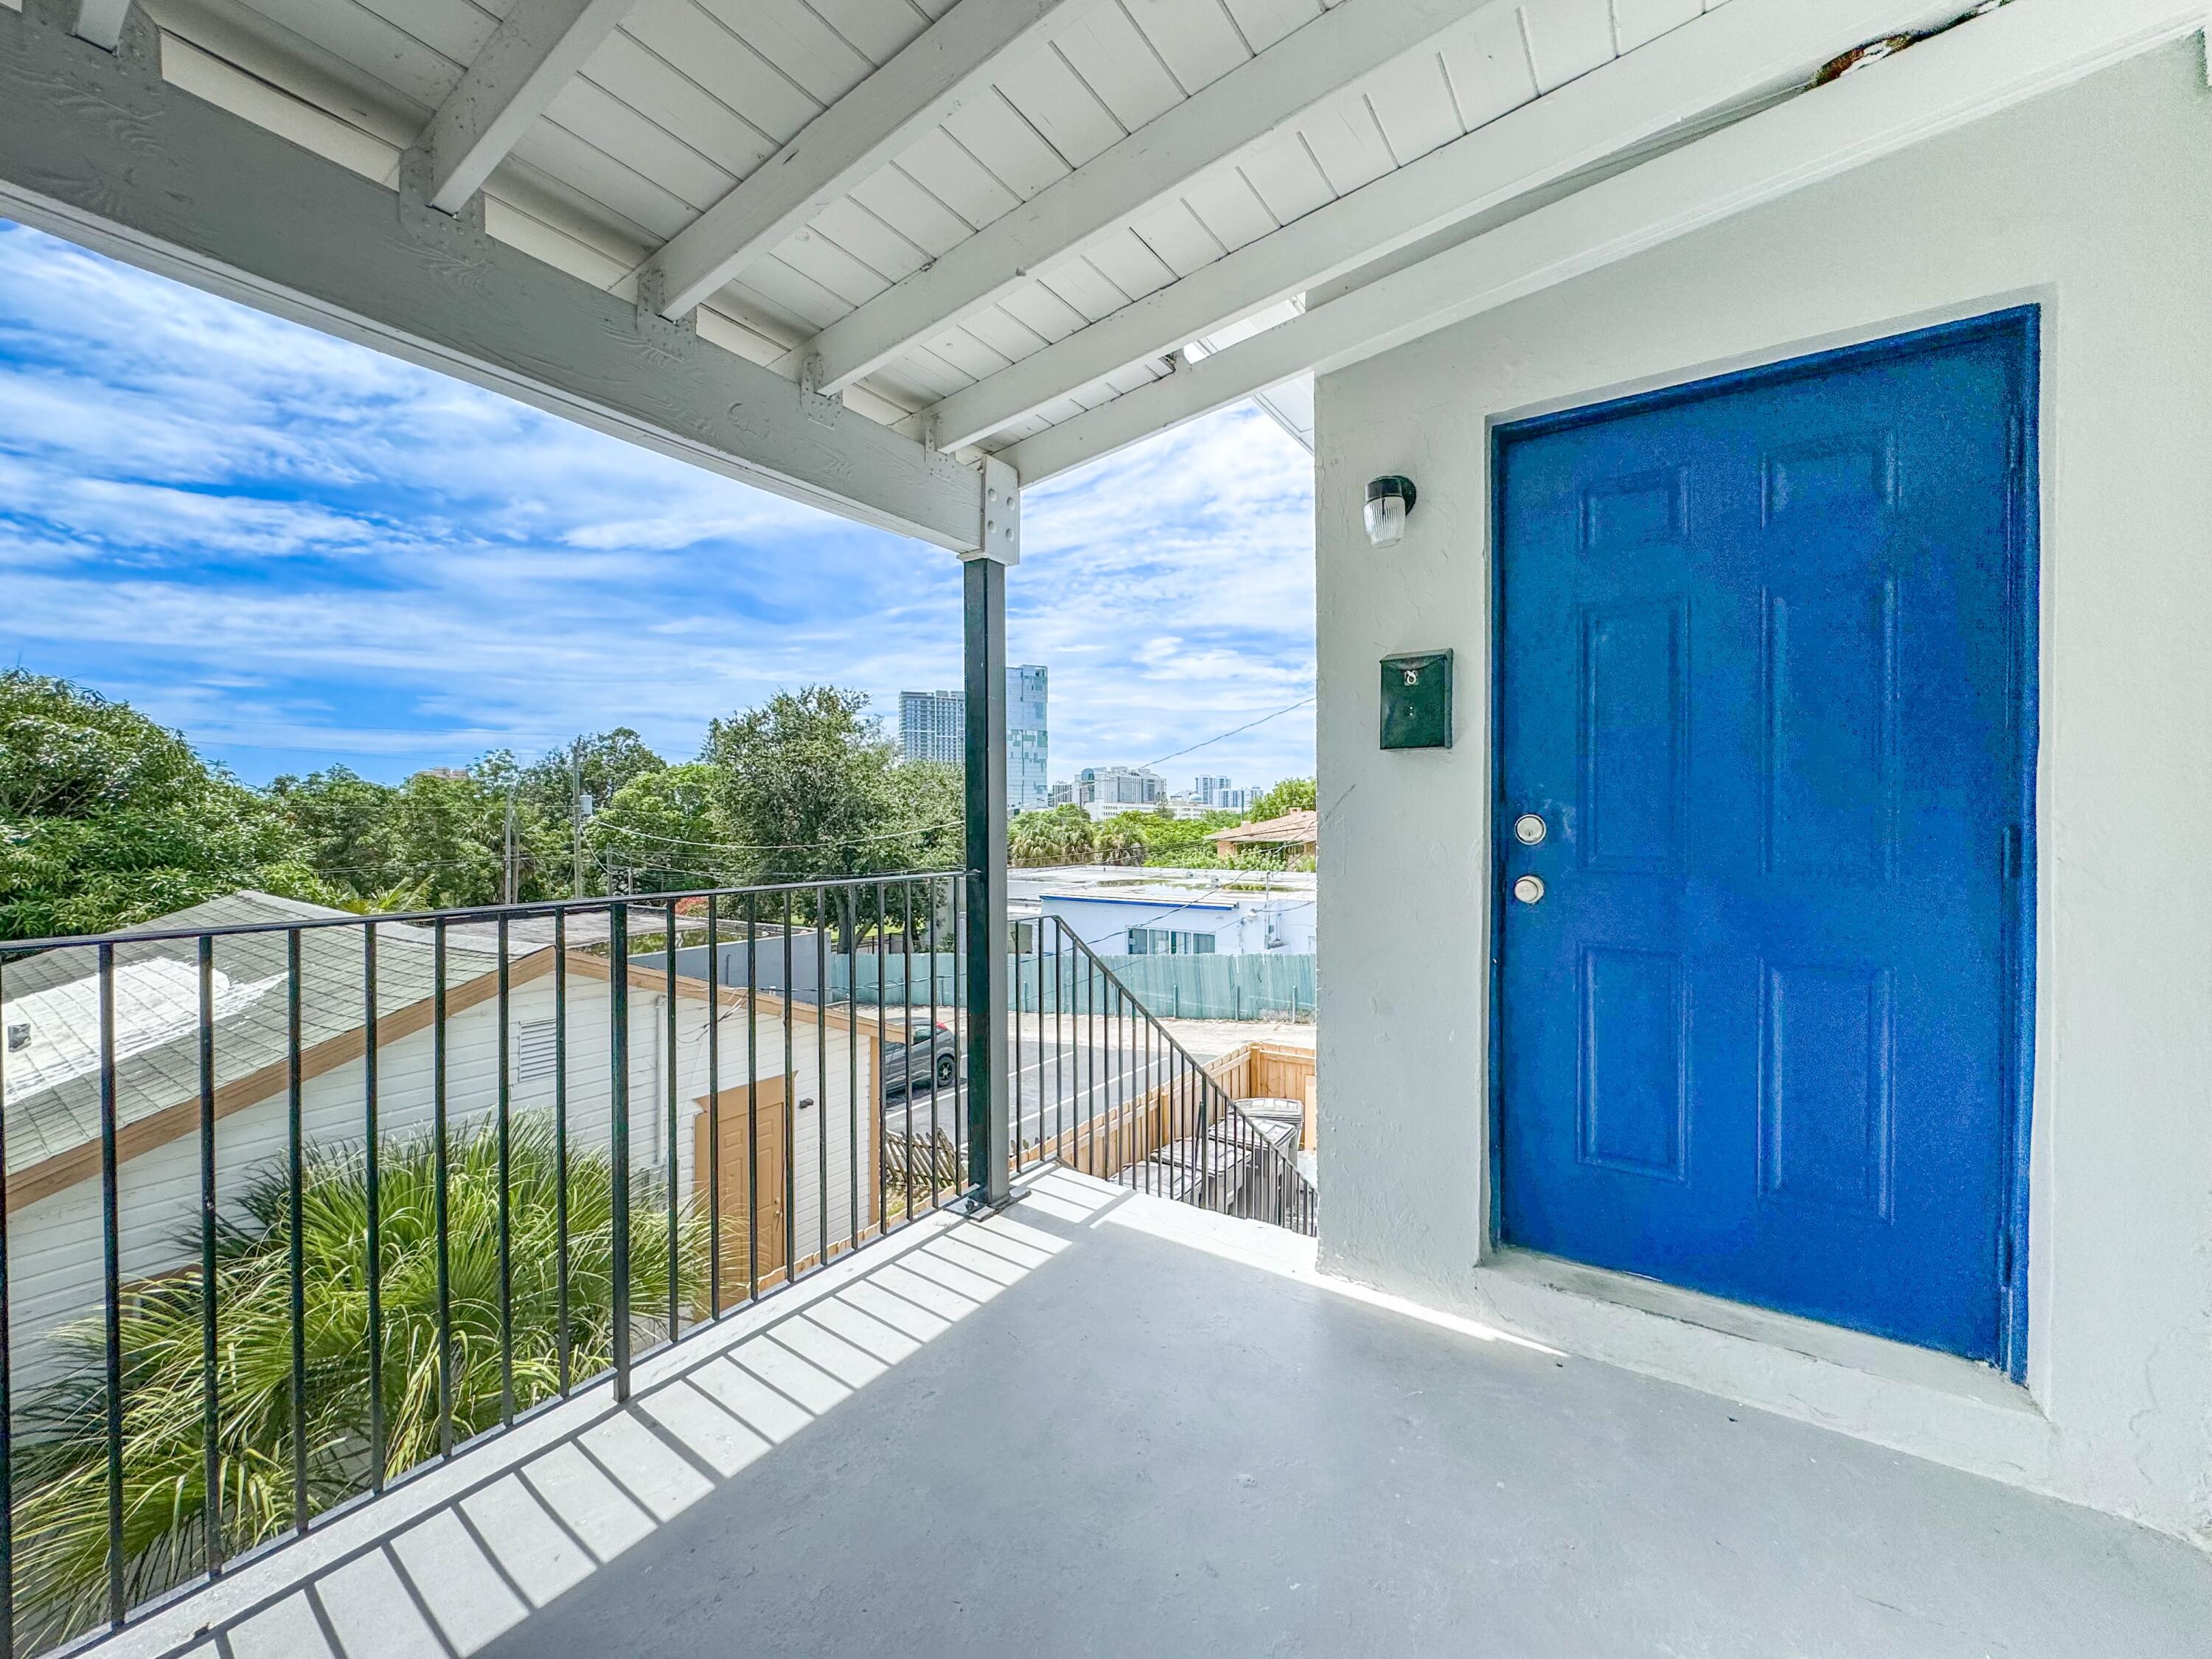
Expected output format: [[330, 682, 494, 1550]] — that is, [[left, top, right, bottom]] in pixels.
[[1001, 0, 2202, 484], [71, 0, 132, 50], [802, 0, 1492, 397], [923, 0, 1963, 452], [0, 4, 987, 550], [648, 0, 1094, 322], [413, 0, 635, 215]]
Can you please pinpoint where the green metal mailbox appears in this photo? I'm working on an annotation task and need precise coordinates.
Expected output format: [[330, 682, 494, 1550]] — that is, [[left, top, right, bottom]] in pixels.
[[1380, 650, 1453, 750]]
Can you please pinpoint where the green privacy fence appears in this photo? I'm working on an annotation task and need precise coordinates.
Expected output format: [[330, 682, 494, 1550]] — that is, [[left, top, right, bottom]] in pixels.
[[830, 951, 1317, 1021], [1089, 953, 1316, 1021]]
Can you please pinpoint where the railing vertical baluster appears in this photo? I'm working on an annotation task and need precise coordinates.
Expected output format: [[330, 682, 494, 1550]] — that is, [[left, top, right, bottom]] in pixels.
[[1167, 1036, 1180, 1200], [1100, 978, 1112, 1184], [364, 926, 384, 1489], [1079, 951, 1091, 1179], [845, 893, 858, 1256], [1018, 918, 1031, 1170], [285, 930, 307, 1537], [665, 902, 680, 1343], [1119, 987, 1131, 1188], [1174, 1038, 1187, 1203], [1144, 1012, 1155, 1195], [925, 880, 939, 1208], [1080, 941, 1092, 1178], [196, 936, 219, 1577], [1054, 922, 1065, 1167], [1105, 981, 1118, 1186], [608, 902, 631, 1403], [901, 884, 915, 1222], [950, 874, 967, 1198], [1242, 1098, 1256, 1221], [706, 894, 720, 1320], [1011, 916, 1023, 1173], [745, 894, 759, 1302], [97, 942, 124, 1625], [1126, 994, 1137, 1192], [781, 891, 796, 1281], [1036, 918, 1047, 1168], [1115, 987, 1133, 1186], [1143, 1000, 1152, 1189], [1096, 953, 1106, 1181], [1133, 991, 1143, 1179], [553, 913, 570, 1395], [874, 882, 887, 1237], [498, 917, 514, 1425], [434, 922, 453, 1452], [815, 888, 829, 1267]]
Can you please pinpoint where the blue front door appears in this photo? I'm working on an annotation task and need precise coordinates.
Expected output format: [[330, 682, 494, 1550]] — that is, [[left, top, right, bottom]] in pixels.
[[1495, 314, 2034, 1364]]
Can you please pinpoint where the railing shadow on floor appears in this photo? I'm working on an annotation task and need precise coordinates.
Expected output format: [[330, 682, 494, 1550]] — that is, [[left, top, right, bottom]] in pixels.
[[120, 1189, 1105, 1659]]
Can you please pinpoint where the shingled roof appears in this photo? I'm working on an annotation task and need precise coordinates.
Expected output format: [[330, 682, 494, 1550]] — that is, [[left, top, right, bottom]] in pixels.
[[0, 893, 509, 1181], [1212, 811, 1320, 852]]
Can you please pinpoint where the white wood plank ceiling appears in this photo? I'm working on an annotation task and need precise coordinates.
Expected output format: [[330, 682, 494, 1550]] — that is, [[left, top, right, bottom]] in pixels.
[[114, 1, 1901, 438], [10, 0, 2200, 521]]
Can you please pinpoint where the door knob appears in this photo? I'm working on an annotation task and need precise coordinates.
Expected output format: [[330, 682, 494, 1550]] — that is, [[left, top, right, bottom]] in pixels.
[[1512, 874, 1545, 905]]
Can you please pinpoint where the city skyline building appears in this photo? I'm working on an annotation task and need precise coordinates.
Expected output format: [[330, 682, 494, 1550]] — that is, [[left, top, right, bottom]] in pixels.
[[900, 668, 1048, 812]]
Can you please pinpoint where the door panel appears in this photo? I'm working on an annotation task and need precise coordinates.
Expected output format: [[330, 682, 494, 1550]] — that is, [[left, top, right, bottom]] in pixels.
[[1496, 314, 2032, 1363], [694, 1076, 790, 1298]]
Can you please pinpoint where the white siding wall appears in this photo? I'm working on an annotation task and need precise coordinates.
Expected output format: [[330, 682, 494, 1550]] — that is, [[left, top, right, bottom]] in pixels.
[[663, 992, 876, 1267], [9, 969, 874, 1387]]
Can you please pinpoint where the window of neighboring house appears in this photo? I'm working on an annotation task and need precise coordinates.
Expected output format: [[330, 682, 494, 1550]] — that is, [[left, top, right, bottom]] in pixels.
[[515, 1018, 559, 1085], [1127, 928, 1217, 956]]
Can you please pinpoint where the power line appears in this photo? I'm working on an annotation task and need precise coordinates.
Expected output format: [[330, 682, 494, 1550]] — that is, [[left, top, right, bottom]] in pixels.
[[1140, 695, 1315, 772], [590, 816, 960, 856]]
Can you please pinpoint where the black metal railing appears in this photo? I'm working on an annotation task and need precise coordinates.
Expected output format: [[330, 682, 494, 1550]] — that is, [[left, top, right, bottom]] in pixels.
[[0, 874, 1318, 1652], [0, 874, 967, 1655], [1005, 919, 1317, 1236]]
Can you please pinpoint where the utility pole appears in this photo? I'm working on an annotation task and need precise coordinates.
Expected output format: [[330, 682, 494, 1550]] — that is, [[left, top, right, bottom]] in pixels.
[[503, 787, 518, 906], [570, 740, 588, 898]]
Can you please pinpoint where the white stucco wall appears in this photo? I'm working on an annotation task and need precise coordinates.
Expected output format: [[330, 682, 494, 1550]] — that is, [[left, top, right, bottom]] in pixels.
[[1313, 45, 2212, 1540], [11, 966, 874, 1386]]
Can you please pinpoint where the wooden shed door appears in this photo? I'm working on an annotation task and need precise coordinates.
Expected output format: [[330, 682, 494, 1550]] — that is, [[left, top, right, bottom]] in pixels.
[[694, 1077, 789, 1295]]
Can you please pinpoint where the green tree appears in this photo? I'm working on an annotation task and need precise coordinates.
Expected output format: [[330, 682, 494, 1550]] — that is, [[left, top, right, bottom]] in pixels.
[[703, 687, 900, 883], [380, 756, 568, 907], [520, 728, 665, 825], [387, 768, 504, 905], [0, 672, 291, 940], [885, 760, 964, 872], [588, 762, 732, 890], [1130, 807, 1241, 869], [12, 1114, 703, 1648], [1246, 777, 1317, 822], [1009, 804, 1095, 868], [1096, 812, 1150, 866], [266, 765, 401, 896]]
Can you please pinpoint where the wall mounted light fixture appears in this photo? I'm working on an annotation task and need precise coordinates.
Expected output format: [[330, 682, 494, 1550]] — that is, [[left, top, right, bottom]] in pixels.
[[1365, 475, 1416, 547]]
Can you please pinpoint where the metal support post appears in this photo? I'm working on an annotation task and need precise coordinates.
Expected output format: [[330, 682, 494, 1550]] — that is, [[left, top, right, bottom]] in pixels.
[[963, 459, 1017, 1206]]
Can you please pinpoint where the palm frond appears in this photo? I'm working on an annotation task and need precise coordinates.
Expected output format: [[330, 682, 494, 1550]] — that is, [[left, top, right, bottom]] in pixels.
[[12, 1111, 708, 1649]]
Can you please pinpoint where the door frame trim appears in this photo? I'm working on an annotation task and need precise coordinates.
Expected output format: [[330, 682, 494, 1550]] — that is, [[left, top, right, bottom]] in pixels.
[[1485, 306, 2041, 1382]]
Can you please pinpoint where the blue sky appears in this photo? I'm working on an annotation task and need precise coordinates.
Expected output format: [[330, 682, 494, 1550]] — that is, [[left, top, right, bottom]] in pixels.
[[0, 221, 1315, 796]]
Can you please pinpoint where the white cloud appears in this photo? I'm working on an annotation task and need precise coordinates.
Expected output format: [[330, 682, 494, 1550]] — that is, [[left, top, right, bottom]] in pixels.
[[0, 220, 1316, 793]]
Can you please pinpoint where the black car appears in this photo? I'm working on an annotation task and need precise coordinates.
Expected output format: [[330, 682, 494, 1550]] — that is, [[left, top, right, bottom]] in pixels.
[[881, 1020, 956, 1099]]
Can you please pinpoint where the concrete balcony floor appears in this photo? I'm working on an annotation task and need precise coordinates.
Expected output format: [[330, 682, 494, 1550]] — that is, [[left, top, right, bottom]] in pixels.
[[101, 1171, 2211, 1659]]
